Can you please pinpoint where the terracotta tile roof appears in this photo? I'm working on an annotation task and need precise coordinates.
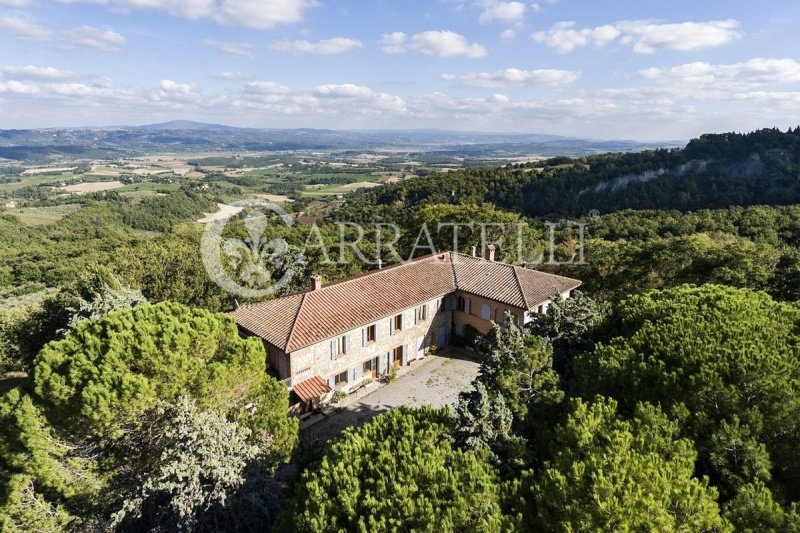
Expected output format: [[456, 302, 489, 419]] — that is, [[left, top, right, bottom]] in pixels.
[[231, 292, 304, 349], [231, 252, 581, 352], [451, 252, 581, 309], [292, 375, 330, 402]]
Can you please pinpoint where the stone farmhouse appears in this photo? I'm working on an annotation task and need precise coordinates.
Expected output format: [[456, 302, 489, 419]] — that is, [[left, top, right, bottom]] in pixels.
[[231, 247, 581, 409]]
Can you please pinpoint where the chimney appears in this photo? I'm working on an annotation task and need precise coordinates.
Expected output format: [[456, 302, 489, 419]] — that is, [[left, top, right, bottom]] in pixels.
[[485, 244, 496, 262], [311, 274, 323, 291], [470, 246, 477, 257]]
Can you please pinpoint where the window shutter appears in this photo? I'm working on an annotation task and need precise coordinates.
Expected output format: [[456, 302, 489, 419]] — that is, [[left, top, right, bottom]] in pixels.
[[330, 340, 336, 360], [345, 335, 350, 354], [389, 317, 395, 335], [464, 299, 471, 314], [327, 376, 335, 388], [414, 307, 419, 324], [362, 328, 367, 347]]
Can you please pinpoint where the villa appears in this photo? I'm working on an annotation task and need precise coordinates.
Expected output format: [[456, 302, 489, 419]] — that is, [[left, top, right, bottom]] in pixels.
[[231, 246, 581, 409]]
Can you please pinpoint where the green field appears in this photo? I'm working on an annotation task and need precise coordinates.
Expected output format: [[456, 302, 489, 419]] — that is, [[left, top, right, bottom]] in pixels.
[[118, 182, 182, 192], [0, 173, 69, 193], [12, 204, 82, 225]]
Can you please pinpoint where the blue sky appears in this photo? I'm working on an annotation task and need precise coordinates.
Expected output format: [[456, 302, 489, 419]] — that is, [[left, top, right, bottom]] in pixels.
[[0, 0, 799, 139]]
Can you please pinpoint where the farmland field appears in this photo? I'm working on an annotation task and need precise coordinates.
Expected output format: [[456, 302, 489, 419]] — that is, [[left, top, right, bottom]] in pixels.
[[12, 204, 82, 225]]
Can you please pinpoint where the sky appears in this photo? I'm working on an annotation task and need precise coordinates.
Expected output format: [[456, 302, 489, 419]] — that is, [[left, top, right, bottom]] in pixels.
[[0, 0, 799, 139]]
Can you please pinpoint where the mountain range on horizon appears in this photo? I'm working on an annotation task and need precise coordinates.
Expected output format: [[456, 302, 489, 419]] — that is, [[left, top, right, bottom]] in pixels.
[[0, 120, 684, 163]]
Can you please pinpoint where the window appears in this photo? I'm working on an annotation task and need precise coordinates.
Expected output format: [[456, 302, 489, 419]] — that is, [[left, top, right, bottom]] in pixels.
[[394, 313, 403, 331], [418, 304, 428, 322], [537, 305, 544, 314], [334, 370, 348, 386], [366, 324, 376, 343], [337, 335, 348, 355], [363, 357, 378, 377], [457, 296, 466, 312], [330, 336, 349, 360], [480, 303, 491, 320]]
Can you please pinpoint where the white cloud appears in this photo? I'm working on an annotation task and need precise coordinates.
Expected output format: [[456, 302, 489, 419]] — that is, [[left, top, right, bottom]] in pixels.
[[0, 16, 52, 42], [637, 58, 800, 92], [532, 21, 619, 53], [617, 19, 741, 54], [269, 37, 362, 55], [501, 28, 516, 40], [380, 32, 406, 54], [444, 67, 580, 87], [0, 80, 40, 94], [477, 1, 526, 25], [409, 31, 487, 58], [214, 71, 253, 81], [214, 0, 316, 29], [315, 83, 374, 98], [243, 81, 291, 94], [533, 19, 741, 54], [202, 39, 253, 57], [2, 65, 77, 81], [64, 26, 125, 52], [57, 0, 316, 29]]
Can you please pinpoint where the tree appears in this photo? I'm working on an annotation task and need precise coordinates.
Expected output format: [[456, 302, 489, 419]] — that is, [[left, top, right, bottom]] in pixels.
[[282, 407, 505, 532], [573, 284, 800, 502], [453, 382, 524, 467], [62, 266, 147, 330], [114, 234, 235, 311], [724, 482, 800, 533], [111, 397, 259, 532], [512, 397, 730, 532], [2, 302, 298, 529], [477, 322, 563, 432], [32, 301, 297, 456], [526, 289, 604, 375]]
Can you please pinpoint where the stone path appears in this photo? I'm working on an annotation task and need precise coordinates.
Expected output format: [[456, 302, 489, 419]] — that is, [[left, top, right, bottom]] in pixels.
[[301, 347, 480, 445]]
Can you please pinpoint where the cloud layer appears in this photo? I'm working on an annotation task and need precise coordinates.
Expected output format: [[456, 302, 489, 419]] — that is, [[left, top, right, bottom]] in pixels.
[[533, 19, 742, 54]]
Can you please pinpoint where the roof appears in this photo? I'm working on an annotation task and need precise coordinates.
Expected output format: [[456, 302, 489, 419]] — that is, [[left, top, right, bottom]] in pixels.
[[292, 375, 331, 402], [231, 252, 581, 352]]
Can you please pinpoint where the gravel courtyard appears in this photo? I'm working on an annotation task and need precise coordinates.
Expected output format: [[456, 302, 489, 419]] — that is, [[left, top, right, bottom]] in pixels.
[[302, 348, 480, 444]]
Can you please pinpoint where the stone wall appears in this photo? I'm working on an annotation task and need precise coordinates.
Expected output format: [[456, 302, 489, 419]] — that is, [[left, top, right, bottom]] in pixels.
[[286, 295, 452, 391]]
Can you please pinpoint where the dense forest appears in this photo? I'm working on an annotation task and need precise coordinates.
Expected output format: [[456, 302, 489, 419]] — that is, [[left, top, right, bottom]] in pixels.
[[2, 127, 800, 531], [335, 127, 800, 225]]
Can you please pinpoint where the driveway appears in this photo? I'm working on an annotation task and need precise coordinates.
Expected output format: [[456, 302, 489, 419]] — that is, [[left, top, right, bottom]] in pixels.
[[302, 347, 480, 445]]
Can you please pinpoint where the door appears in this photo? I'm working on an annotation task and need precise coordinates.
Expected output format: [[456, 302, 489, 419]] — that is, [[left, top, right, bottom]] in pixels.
[[392, 346, 403, 369], [437, 327, 446, 348]]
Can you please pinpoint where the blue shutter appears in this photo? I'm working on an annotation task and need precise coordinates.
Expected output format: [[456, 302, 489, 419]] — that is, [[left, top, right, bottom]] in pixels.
[[327, 376, 335, 388], [330, 340, 336, 360], [379, 353, 388, 374], [352, 364, 362, 382]]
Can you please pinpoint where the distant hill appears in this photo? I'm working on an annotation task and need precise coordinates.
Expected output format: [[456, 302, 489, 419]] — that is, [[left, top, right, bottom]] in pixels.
[[0, 122, 676, 162], [333, 127, 800, 223], [133, 120, 243, 131]]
